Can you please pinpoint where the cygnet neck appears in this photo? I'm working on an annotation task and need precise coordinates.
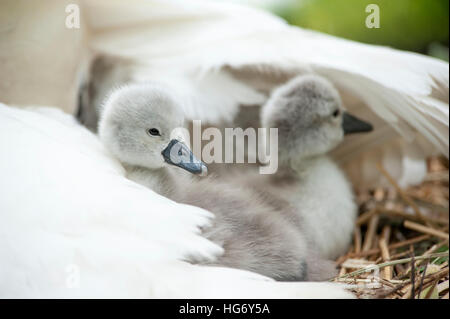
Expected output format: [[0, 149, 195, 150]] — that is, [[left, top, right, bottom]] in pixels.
[[289, 154, 327, 177], [124, 163, 180, 198]]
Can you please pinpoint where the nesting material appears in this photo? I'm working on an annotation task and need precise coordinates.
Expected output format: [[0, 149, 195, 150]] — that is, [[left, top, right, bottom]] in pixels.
[[333, 157, 449, 299]]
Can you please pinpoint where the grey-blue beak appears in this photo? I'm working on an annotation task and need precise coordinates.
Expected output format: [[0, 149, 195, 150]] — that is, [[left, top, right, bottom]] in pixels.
[[161, 139, 208, 176], [342, 112, 373, 135]]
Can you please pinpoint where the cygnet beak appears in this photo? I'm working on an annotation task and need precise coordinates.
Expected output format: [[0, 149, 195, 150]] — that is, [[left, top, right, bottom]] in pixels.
[[342, 112, 373, 135], [161, 139, 208, 176]]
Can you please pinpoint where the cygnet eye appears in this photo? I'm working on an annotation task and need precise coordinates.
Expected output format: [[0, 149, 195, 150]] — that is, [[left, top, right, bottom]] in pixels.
[[332, 109, 340, 118], [147, 128, 161, 136]]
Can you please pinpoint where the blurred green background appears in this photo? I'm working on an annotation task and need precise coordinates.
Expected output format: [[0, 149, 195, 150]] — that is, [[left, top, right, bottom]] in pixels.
[[222, 0, 449, 61]]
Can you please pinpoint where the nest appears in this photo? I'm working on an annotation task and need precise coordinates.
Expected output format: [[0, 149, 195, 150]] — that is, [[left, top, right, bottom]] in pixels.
[[332, 157, 449, 299]]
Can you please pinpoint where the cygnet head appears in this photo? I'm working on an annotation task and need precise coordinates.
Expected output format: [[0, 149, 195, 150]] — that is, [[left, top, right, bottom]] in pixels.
[[99, 83, 207, 175], [261, 75, 373, 162]]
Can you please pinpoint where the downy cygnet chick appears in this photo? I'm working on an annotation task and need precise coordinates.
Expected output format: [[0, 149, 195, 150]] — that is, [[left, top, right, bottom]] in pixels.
[[98, 83, 335, 281], [256, 75, 373, 259]]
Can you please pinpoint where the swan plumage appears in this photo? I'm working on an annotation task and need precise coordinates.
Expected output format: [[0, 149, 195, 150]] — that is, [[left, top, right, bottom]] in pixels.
[[98, 83, 338, 281], [221, 75, 371, 259], [3, 0, 447, 186], [1, 0, 447, 298], [81, 0, 448, 187], [0, 102, 353, 298]]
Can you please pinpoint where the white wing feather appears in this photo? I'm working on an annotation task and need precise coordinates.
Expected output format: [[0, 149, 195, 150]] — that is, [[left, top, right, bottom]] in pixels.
[[82, 0, 448, 186], [2, 0, 446, 185]]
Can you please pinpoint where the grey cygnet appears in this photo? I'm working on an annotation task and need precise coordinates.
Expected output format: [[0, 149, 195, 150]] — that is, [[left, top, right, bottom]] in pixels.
[[98, 83, 336, 281]]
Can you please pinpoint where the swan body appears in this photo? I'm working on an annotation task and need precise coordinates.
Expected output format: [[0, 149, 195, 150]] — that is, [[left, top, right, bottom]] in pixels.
[[1, 0, 447, 299], [282, 157, 357, 260], [0, 102, 353, 298], [236, 156, 356, 260]]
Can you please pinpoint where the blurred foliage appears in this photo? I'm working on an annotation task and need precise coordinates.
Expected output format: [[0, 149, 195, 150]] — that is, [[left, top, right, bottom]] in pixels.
[[433, 245, 449, 265], [269, 0, 449, 60]]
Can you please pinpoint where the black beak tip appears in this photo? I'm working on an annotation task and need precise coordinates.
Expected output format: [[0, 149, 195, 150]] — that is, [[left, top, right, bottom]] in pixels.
[[342, 112, 374, 135], [361, 121, 374, 132]]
